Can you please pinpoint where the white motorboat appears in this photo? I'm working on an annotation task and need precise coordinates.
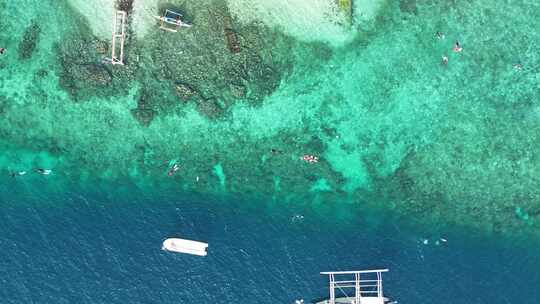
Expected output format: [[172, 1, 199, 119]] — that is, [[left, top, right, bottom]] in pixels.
[[162, 238, 208, 256]]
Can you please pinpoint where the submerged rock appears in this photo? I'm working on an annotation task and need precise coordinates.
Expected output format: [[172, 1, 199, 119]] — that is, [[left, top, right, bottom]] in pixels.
[[18, 22, 41, 60], [55, 36, 138, 101], [130, 108, 155, 126], [117, 0, 134, 12], [174, 82, 197, 101], [229, 83, 246, 98], [94, 40, 108, 54], [400, 0, 418, 14], [81, 64, 113, 86], [141, 1, 291, 119]]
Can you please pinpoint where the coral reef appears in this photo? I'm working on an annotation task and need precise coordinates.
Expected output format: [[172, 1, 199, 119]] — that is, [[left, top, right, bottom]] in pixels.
[[18, 22, 41, 60]]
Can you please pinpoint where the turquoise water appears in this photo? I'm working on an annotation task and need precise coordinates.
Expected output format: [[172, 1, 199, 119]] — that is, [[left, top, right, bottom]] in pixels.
[[1, 0, 540, 302]]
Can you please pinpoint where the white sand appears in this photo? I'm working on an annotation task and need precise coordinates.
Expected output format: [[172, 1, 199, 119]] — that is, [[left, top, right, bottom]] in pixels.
[[66, 0, 159, 39], [67, 0, 386, 44], [130, 0, 160, 38], [226, 0, 352, 46], [67, 0, 114, 39], [226, 0, 386, 46]]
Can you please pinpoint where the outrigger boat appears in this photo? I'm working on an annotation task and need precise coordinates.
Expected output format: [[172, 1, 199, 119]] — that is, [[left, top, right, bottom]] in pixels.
[[154, 9, 192, 32], [162, 238, 208, 256]]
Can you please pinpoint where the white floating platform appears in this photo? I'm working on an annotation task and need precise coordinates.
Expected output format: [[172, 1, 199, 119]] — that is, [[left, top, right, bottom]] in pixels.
[[162, 238, 208, 256], [316, 297, 390, 304]]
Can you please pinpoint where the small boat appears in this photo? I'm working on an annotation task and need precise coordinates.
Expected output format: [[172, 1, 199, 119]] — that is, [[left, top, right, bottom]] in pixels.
[[162, 238, 208, 256], [317, 269, 392, 304]]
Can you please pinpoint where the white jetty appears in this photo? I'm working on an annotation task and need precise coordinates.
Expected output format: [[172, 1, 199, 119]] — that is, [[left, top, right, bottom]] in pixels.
[[317, 269, 391, 304], [162, 238, 208, 256], [104, 10, 127, 65]]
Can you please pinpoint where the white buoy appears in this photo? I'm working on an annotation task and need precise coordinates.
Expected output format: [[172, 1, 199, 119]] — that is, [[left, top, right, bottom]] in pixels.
[[162, 238, 208, 256]]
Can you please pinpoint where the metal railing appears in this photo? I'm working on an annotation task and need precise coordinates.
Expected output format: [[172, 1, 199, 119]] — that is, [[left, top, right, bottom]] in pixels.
[[320, 269, 388, 304], [105, 10, 126, 65]]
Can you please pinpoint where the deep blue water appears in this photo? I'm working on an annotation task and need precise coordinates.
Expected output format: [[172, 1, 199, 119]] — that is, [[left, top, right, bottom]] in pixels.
[[1, 179, 539, 304]]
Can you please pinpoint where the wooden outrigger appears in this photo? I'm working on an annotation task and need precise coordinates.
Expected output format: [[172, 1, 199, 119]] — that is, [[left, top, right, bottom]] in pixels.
[[154, 9, 192, 32]]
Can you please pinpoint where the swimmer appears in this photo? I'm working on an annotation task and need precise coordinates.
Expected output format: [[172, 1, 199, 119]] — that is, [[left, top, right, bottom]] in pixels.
[[291, 214, 304, 222], [442, 55, 449, 65], [513, 63, 523, 70], [436, 31, 445, 39], [167, 163, 180, 177], [9, 171, 26, 178], [270, 148, 283, 154], [0, 48, 5, 54], [35, 168, 52, 175], [301, 154, 319, 164], [452, 41, 462, 52]]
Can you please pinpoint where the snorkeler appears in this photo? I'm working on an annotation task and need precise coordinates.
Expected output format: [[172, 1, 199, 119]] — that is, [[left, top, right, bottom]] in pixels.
[[9, 170, 26, 177], [301, 154, 319, 164], [291, 214, 305, 222], [167, 163, 180, 177], [452, 41, 462, 52], [35, 168, 52, 175], [0, 48, 5, 54], [442, 55, 449, 65], [436, 31, 445, 39], [270, 148, 283, 154]]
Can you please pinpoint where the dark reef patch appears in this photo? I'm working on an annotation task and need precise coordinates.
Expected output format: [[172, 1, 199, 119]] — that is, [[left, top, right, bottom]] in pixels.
[[136, 0, 293, 120], [18, 22, 41, 60], [399, 0, 417, 14]]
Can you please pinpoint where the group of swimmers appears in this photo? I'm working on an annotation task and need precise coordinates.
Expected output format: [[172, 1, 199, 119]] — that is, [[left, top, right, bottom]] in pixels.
[[436, 31, 463, 66], [9, 168, 52, 177], [166, 148, 320, 178]]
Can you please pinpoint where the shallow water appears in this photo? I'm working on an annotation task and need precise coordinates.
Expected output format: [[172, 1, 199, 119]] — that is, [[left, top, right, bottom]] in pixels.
[[1, 0, 539, 231]]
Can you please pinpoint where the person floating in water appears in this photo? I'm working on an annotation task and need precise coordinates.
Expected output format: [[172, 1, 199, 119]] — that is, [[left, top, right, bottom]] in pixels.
[[442, 55, 449, 65], [270, 148, 283, 155], [291, 214, 304, 222], [452, 41, 462, 52], [0, 48, 5, 54], [9, 170, 26, 178], [167, 163, 180, 177], [436, 31, 445, 39], [35, 168, 52, 175], [301, 154, 319, 164]]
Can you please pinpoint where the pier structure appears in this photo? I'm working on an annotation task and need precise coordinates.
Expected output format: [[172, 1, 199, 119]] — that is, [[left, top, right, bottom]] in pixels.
[[318, 269, 389, 304], [105, 10, 127, 65]]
